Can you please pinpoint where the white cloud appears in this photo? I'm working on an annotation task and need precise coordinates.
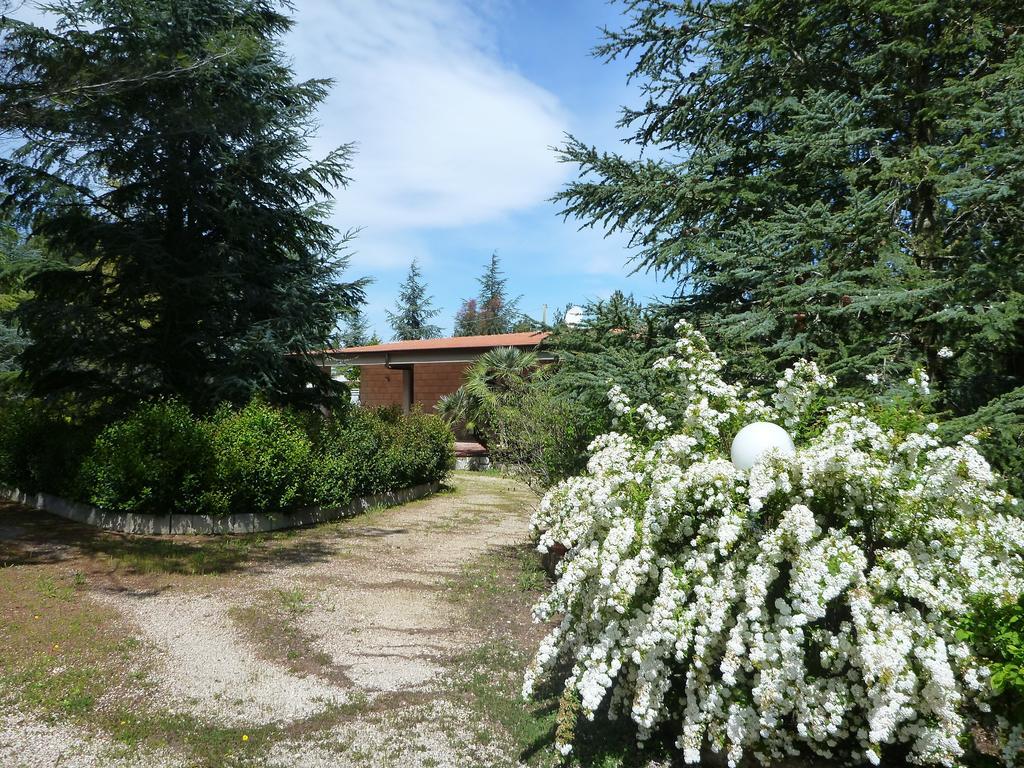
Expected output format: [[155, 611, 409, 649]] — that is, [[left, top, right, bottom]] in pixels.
[[288, 0, 571, 232], [343, 228, 434, 274]]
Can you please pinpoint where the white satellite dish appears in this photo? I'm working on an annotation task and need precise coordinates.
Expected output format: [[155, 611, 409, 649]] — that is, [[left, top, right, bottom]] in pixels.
[[563, 306, 584, 328]]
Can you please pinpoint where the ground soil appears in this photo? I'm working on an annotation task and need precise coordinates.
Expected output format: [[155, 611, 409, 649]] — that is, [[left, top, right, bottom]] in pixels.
[[0, 472, 553, 768]]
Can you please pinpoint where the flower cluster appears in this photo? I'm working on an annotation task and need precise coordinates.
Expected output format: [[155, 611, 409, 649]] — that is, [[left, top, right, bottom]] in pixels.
[[525, 322, 1024, 767], [771, 359, 835, 429], [908, 367, 932, 395]]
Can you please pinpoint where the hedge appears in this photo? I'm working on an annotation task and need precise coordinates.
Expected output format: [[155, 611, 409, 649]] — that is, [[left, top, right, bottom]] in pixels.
[[77, 401, 216, 515], [0, 398, 454, 517], [309, 406, 454, 507], [206, 400, 315, 515], [0, 400, 98, 499]]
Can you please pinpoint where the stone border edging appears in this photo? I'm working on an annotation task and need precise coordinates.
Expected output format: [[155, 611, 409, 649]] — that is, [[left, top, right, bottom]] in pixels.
[[0, 481, 441, 535]]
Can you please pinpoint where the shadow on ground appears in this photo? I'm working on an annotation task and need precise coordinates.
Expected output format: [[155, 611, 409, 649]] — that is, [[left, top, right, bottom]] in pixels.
[[0, 500, 341, 575]]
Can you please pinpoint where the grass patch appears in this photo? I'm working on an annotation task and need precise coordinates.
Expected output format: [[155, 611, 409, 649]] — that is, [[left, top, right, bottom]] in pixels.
[[443, 543, 560, 765], [230, 588, 347, 687], [274, 586, 309, 614], [97, 707, 282, 768], [448, 640, 559, 766], [0, 565, 130, 715], [7, 655, 104, 715], [0, 561, 292, 768], [445, 540, 669, 767], [35, 573, 75, 600], [447, 543, 547, 619]]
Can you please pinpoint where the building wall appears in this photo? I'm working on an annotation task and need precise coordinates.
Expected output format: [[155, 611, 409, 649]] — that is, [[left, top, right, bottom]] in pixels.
[[358, 362, 469, 413], [413, 362, 470, 413], [358, 366, 406, 409]]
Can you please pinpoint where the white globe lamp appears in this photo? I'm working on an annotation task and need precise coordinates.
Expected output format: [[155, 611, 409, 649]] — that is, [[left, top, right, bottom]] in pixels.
[[730, 422, 795, 470]]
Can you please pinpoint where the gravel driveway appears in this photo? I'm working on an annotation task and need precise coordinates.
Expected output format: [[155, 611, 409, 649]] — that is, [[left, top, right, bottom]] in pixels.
[[0, 472, 540, 768]]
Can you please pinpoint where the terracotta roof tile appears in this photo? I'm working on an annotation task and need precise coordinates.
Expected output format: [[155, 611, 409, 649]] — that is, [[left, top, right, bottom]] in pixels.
[[325, 331, 549, 355]]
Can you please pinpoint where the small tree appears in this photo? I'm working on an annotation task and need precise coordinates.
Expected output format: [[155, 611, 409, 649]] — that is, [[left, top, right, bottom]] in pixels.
[[436, 347, 538, 438], [336, 308, 372, 349], [454, 252, 521, 335], [453, 298, 480, 337], [543, 292, 676, 437], [386, 259, 442, 341], [331, 306, 376, 384]]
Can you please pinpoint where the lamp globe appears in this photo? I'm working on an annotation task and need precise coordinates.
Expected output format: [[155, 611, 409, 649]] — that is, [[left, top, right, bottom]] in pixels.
[[730, 422, 795, 470]]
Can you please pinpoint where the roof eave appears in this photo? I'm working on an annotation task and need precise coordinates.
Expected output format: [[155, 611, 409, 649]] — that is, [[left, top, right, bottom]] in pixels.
[[327, 348, 557, 366]]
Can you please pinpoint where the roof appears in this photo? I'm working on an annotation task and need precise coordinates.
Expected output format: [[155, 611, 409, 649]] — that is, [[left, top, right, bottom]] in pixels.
[[328, 331, 549, 355], [322, 331, 552, 366]]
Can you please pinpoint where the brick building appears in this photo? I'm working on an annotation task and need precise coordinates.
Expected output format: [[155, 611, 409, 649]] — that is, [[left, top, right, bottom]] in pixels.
[[323, 331, 552, 415]]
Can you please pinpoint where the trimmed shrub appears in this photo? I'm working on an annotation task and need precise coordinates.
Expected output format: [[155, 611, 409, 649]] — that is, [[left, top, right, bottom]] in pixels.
[[0, 396, 453, 519], [386, 409, 455, 490], [310, 407, 453, 508], [77, 401, 215, 515], [483, 384, 596, 489], [309, 408, 387, 506], [207, 400, 314, 514]]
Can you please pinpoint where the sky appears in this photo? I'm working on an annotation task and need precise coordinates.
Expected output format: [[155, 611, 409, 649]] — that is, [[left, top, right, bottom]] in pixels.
[[8, 0, 675, 338], [284, 0, 671, 338]]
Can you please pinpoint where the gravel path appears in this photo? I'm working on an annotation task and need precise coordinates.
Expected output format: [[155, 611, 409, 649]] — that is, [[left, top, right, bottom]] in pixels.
[[282, 479, 529, 694], [0, 711, 188, 768], [1, 472, 536, 768], [98, 590, 351, 724]]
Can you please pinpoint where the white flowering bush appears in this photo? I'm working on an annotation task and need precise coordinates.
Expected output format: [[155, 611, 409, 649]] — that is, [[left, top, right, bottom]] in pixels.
[[525, 321, 1024, 767]]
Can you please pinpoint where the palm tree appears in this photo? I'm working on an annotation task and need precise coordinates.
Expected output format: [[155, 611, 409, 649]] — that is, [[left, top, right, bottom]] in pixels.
[[436, 347, 540, 442], [435, 386, 476, 432]]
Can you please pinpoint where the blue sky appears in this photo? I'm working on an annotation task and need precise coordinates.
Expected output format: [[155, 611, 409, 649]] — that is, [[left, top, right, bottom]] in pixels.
[[10, 0, 674, 338], [284, 0, 672, 338]]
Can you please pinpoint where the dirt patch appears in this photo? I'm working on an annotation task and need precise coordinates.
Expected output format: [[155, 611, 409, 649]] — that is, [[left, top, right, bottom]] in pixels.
[[299, 584, 458, 691], [231, 590, 352, 688], [255, 474, 537, 697], [96, 589, 351, 725], [263, 699, 514, 768], [0, 472, 547, 767]]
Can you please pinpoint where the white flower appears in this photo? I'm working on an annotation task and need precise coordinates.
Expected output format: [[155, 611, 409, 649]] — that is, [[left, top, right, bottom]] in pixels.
[[937, 347, 954, 359], [525, 322, 1024, 767], [910, 368, 931, 395], [772, 360, 835, 428]]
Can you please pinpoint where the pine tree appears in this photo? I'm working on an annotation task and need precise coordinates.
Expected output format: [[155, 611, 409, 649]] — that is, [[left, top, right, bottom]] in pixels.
[[454, 252, 521, 336], [557, 0, 1024, 479], [0, 0, 368, 411], [336, 308, 372, 349], [330, 306, 375, 385], [0, 212, 52, 385], [386, 259, 442, 341], [545, 292, 674, 432]]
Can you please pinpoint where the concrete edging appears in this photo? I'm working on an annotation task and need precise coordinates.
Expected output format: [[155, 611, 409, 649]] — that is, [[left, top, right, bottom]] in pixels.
[[455, 455, 491, 471], [0, 481, 441, 535]]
